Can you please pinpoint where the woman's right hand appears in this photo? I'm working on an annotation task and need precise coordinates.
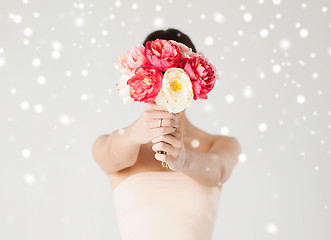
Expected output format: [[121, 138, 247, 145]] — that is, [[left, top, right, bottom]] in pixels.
[[129, 102, 179, 145]]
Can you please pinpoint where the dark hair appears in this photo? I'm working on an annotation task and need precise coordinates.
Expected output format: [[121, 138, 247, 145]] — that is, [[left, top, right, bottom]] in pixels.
[[142, 28, 197, 52]]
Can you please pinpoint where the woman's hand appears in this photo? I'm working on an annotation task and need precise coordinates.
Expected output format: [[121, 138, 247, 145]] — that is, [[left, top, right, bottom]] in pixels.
[[151, 129, 188, 171], [129, 102, 179, 145]]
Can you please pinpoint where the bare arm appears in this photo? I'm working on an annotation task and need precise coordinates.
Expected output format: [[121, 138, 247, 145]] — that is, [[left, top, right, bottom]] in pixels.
[[91, 122, 141, 175], [92, 102, 177, 175], [181, 136, 242, 188]]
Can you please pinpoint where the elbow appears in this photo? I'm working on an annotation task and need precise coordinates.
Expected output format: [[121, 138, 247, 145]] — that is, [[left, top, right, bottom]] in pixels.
[[91, 135, 103, 164], [219, 138, 242, 185], [218, 153, 235, 185], [91, 135, 117, 175], [91, 135, 100, 161], [91, 134, 110, 165], [218, 157, 228, 185], [222, 160, 241, 185]]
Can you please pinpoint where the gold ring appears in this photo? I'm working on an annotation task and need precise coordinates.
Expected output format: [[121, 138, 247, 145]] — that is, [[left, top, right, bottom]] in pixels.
[[158, 150, 167, 155], [162, 161, 169, 168]]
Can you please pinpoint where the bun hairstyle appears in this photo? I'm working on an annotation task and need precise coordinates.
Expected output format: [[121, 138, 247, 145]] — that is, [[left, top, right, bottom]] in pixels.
[[142, 28, 197, 53]]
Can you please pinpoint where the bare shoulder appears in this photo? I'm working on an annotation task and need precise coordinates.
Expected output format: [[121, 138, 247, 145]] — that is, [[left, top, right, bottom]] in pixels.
[[188, 124, 241, 152], [198, 128, 234, 145], [213, 134, 240, 144], [209, 134, 242, 157]]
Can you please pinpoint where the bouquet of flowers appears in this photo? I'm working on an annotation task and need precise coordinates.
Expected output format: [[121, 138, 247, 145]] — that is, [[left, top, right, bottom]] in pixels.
[[115, 38, 218, 168], [115, 38, 218, 113]]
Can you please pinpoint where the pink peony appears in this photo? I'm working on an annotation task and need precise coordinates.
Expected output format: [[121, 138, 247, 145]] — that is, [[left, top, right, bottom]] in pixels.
[[144, 39, 181, 72], [180, 53, 218, 100], [169, 40, 195, 59], [127, 65, 163, 103], [115, 44, 149, 76]]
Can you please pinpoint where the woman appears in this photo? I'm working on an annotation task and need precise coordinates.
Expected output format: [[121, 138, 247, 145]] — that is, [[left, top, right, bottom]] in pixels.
[[92, 28, 242, 240]]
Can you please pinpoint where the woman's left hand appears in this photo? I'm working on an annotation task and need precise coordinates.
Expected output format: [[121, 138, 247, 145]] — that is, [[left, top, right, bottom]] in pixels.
[[151, 129, 187, 171]]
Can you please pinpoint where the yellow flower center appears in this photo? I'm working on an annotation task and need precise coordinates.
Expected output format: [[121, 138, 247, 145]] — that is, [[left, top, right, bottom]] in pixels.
[[143, 77, 152, 85], [170, 80, 182, 92]]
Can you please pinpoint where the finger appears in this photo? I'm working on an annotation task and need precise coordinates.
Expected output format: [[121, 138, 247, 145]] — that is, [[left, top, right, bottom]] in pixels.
[[151, 134, 182, 149], [151, 133, 176, 144], [146, 102, 169, 111], [155, 153, 176, 165], [150, 126, 177, 139], [164, 128, 181, 137], [169, 130, 183, 142], [145, 102, 160, 111], [154, 152, 168, 162], [148, 111, 176, 120], [145, 112, 174, 122], [150, 118, 178, 129], [173, 129, 182, 137], [152, 141, 175, 156]]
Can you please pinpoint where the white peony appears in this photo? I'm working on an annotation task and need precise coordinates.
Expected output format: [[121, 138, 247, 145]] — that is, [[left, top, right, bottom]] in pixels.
[[155, 68, 193, 113], [115, 73, 135, 106]]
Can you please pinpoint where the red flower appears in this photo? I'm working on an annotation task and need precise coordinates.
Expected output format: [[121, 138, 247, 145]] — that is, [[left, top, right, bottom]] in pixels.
[[180, 53, 218, 100], [127, 65, 163, 103], [144, 39, 181, 72]]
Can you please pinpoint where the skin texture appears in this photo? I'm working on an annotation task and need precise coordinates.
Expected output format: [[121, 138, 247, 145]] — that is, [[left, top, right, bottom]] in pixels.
[[92, 102, 242, 190], [150, 101, 189, 171], [149, 103, 242, 188]]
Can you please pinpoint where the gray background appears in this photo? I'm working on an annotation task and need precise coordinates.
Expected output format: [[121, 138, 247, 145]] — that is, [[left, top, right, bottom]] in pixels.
[[0, 0, 330, 239]]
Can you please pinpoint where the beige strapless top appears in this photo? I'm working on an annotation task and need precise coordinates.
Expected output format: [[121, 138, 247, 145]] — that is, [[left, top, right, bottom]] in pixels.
[[112, 171, 222, 240]]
